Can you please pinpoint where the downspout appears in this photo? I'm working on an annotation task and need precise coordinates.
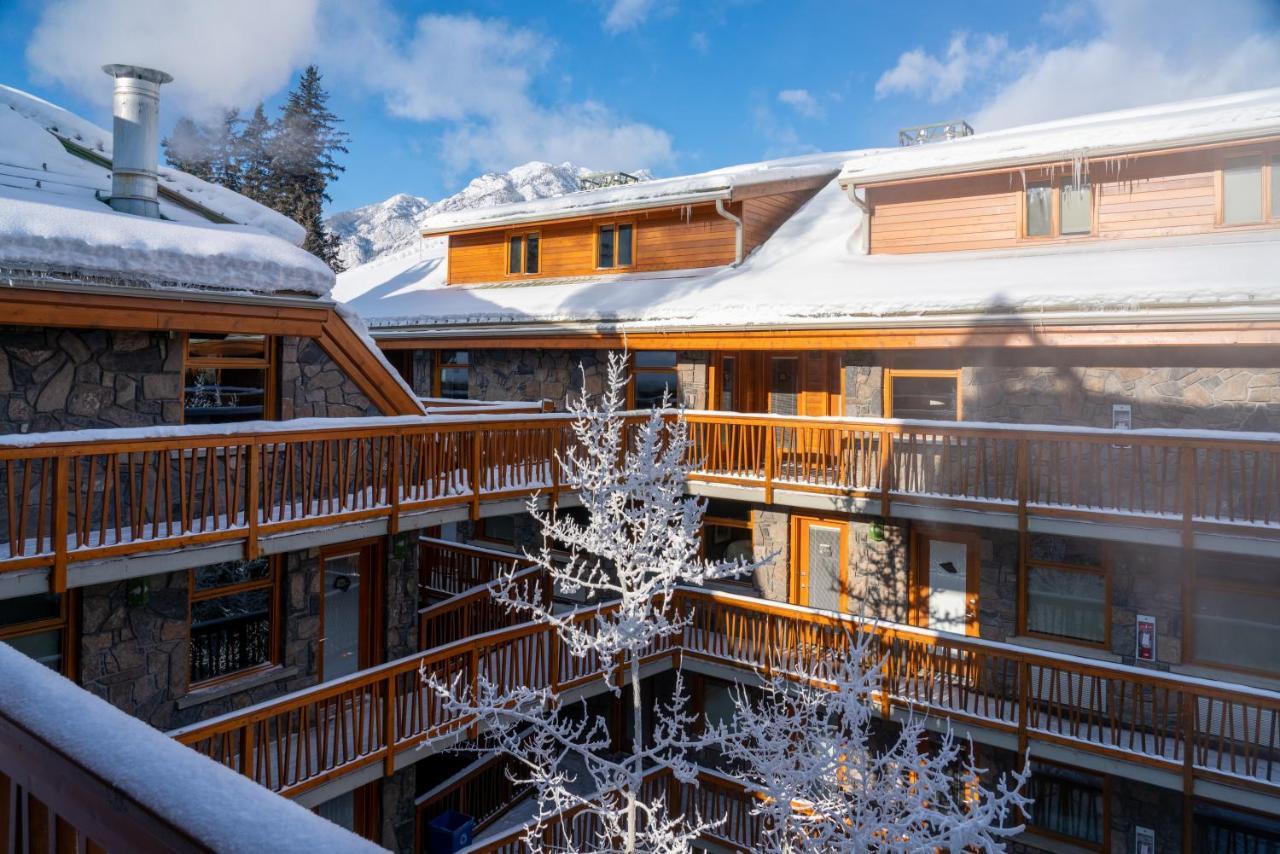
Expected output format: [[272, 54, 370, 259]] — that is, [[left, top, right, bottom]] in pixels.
[[844, 183, 870, 255], [714, 198, 744, 265]]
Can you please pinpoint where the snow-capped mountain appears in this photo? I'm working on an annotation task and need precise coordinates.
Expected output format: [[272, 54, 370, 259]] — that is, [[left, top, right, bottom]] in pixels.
[[328, 161, 618, 269]]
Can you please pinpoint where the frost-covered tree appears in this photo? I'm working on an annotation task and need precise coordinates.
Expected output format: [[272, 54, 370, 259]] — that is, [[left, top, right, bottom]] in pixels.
[[427, 352, 755, 852], [711, 628, 1030, 853]]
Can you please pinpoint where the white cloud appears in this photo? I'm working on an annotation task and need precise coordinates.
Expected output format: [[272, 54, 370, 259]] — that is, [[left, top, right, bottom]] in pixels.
[[777, 89, 822, 119], [875, 32, 1014, 103], [25, 0, 319, 119], [602, 0, 669, 33], [874, 0, 1280, 132]]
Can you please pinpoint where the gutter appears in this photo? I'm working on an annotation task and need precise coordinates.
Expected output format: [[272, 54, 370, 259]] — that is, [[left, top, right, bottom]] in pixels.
[[0, 273, 335, 309], [714, 198, 744, 265]]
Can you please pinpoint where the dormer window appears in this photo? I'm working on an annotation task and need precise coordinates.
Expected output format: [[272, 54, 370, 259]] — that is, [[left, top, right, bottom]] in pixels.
[[507, 232, 540, 275], [1024, 178, 1093, 239], [1220, 155, 1274, 226], [597, 223, 634, 269]]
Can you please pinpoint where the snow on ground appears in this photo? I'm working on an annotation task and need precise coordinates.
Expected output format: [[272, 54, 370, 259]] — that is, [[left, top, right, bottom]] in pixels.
[[421, 150, 856, 232], [0, 644, 381, 853], [0, 85, 331, 296], [840, 86, 1280, 185], [341, 180, 1280, 331]]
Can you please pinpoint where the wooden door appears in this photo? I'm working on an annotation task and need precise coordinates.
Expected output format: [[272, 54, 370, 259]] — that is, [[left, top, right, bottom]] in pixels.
[[319, 540, 383, 681], [791, 516, 850, 613], [911, 528, 980, 636]]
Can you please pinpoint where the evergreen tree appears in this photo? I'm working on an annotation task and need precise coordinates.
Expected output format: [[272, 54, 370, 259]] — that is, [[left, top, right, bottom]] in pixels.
[[207, 109, 243, 192], [235, 104, 276, 208], [161, 117, 215, 182], [272, 65, 349, 271]]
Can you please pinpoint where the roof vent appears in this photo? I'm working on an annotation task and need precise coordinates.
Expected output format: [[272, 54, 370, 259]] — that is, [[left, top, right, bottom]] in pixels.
[[897, 120, 973, 147], [101, 64, 173, 218], [578, 171, 640, 191]]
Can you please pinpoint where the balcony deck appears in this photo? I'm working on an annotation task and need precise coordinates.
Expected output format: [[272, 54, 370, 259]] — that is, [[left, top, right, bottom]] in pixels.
[[1, 410, 1277, 596]]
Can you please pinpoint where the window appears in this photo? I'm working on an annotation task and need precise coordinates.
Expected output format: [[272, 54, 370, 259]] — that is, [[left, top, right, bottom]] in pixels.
[[189, 557, 279, 685], [597, 223, 635, 269], [474, 515, 517, 545], [184, 333, 274, 424], [717, 355, 736, 410], [0, 593, 72, 674], [631, 351, 678, 408], [1191, 552, 1280, 674], [1223, 155, 1265, 225], [885, 370, 960, 420], [703, 504, 753, 586], [1195, 801, 1280, 854], [434, 350, 470, 400], [1024, 535, 1109, 646], [1025, 762, 1106, 848], [506, 232, 540, 275], [1025, 179, 1093, 238]]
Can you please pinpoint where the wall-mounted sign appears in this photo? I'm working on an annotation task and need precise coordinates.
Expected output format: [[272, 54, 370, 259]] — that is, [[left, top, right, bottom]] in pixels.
[[1135, 825, 1156, 854], [1136, 614, 1156, 662], [1113, 403, 1132, 431]]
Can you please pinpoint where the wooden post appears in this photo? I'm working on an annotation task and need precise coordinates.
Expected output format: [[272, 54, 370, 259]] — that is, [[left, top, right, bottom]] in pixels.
[[468, 646, 480, 740], [1181, 688, 1196, 853], [1015, 440, 1029, 636], [470, 431, 482, 521], [388, 434, 401, 536], [764, 426, 775, 505], [879, 430, 893, 519], [52, 456, 68, 594], [384, 674, 397, 776], [240, 723, 255, 780], [245, 443, 260, 560], [1017, 660, 1030, 761]]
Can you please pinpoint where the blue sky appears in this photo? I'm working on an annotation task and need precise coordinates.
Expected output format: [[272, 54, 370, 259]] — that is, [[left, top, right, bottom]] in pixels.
[[3, 0, 1280, 214]]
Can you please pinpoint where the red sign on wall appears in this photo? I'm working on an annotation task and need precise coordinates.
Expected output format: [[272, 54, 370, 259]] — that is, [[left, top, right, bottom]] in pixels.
[[1136, 614, 1156, 662]]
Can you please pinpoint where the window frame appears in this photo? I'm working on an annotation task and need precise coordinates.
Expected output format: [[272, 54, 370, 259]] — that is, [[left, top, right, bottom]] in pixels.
[[0, 592, 76, 677], [1023, 759, 1110, 851], [504, 230, 541, 276], [1020, 545, 1112, 651], [883, 368, 962, 420], [1217, 150, 1278, 228], [627, 351, 679, 409], [595, 221, 637, 270], [1187, 553, 1280, 677], [187, 556, 282, 689], [1019, 175, 1097, 241], [472, 516, 517, 546], [182, 332, 277, 425], [701, 514, 754, 588], [432, 349, 471, 400]]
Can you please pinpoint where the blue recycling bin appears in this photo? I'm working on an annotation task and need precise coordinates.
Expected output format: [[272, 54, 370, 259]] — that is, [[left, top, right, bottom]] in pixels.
[[427, 810, 475, 854]]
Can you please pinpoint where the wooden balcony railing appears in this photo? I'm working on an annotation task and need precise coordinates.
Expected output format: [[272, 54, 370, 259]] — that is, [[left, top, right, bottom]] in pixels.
[[2, 411, 1277, 590], [414, 753, 532, 849], [420, 537, 529, 601], [171, 574, 1280, 803]]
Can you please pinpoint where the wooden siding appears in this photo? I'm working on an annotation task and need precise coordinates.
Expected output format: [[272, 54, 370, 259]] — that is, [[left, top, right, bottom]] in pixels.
[[445, 202, 741, 284], [866, 148, 1240, 255]]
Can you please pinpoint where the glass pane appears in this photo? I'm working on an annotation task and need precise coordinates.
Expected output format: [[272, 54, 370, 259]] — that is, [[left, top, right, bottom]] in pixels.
[[1029, 534, 1104, 567], [1223, 157, 1263, 225], [1196, 552, 1280, 588], [598, 226, 615, 268], [480, 514, 516, 543], [185, 366, 267, 424], [1027, 566, 1106, 643], [1196, 803, 1280, 854], [4, 630, 62, 671], [769, 358, 798, 415], [193, 557, 271, 593], [187, 333, 267, 361], [705, 498, 750, 521], [1273, 157, 1280, 219], [439, 367, 469, 399], [190, 588, 272, 682], [634, 370, 676, 408], [704, 523, 752, 564], [507, 236, 523, 274], [926, 538, 968, 633], [324, 553, 362, 681], [891, 375, 957, 420], [315, 791, 356, 831], [440, 350, 469, 366], [1193, 587, 1280, 672], [0, 592, 62, 629], [634, 351, 676, 369], [1027, 763, 1105, 844], [1025, 184, 1052, 236], [617, 224, 634, 266], [525, 234, 539, 274], [1060, 183, 1092, 235], [719, 357, 735, 410]]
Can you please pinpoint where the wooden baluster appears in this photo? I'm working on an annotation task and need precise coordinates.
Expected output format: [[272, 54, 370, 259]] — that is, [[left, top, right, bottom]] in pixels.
[[764, 424, 775, 505], [389, 434, 401, 535], [246, 443, 260, 560], [52, 456, 69, 593], [470, 431, 482, 520], [879, 429, 893, 519], [384, 673, 397, 776]]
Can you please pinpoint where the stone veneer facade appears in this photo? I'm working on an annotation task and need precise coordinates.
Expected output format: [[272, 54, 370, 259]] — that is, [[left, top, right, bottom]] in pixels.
[[280, 336, 378, 419]]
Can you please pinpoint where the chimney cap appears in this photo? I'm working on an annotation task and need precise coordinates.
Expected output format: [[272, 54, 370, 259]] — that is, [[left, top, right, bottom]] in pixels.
[[101, 64, 173, 85]]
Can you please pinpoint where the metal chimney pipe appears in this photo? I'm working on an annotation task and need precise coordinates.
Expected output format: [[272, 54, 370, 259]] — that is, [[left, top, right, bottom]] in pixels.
[[101, 64, 173, 218]]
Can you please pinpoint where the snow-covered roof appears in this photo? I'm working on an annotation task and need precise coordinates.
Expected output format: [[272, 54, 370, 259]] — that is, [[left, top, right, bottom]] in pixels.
[[0, 84, 332, 298], [420, 150, 860, 234], [840, 87, 1280, 186], [341, 180, 1280, 334]]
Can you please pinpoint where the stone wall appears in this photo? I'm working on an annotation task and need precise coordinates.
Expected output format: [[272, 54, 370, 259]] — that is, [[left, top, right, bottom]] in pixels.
[[750, 508, 789, 602], [846, 517, 910, 623], [842, 355, 883, 418], [79, 550, 321, 730], [379, 764, 419, 852], [469, 349, 610, 409], [280, 337, 379, 419], [0, 327, 180, 434], [384, 532, 421, 661]]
